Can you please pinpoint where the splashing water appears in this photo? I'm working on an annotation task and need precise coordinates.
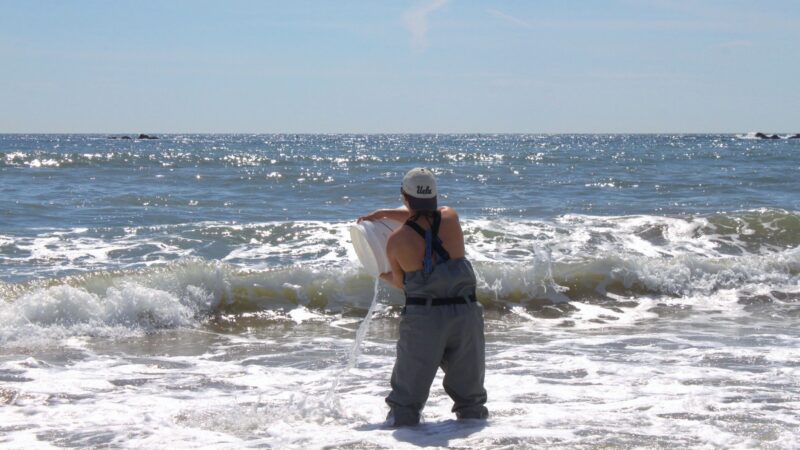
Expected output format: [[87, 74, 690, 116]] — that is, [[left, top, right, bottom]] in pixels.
[[324, 278, 382, 413]]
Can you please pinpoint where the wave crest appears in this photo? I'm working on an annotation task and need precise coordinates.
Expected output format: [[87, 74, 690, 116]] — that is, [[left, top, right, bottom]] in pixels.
[[2, 210, 799, 343]]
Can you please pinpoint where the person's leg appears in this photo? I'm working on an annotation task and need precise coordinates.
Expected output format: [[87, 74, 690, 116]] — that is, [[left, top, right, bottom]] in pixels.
[[441, 304, 489, 419], [385, 306, 446, 426]]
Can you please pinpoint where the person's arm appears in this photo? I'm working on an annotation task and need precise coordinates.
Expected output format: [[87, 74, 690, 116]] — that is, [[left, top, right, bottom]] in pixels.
[[379, 237, 405, 290], [357, 207, 410, 223]]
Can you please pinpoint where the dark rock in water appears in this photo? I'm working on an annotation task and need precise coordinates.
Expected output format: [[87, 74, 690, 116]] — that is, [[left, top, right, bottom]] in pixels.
[[109, 134, 157, 140], [754, 132, 781, 139], [788, 134, 800, 139]]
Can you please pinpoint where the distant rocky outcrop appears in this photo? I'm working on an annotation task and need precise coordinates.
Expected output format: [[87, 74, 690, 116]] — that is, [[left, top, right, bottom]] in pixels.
[[108, 134, 158, 140], [754, 132, 781, 140], [788, 134, 800, 139]]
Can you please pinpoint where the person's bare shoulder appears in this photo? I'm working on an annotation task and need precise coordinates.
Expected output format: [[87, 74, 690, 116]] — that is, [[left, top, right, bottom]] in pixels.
[[386, 226, 410, 253], [386, 226, 418, 269], [439, 206, 459, 220]]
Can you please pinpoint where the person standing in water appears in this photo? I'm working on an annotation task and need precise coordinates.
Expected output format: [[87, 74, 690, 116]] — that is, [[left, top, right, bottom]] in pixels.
[[358, 168, 489, 426]]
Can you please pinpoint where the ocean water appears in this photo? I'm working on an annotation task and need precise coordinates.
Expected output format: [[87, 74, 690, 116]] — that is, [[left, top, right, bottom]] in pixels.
[[1, 134, 799, 448]]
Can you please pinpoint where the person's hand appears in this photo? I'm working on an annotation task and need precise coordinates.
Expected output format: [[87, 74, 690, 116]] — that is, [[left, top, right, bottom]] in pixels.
[[357, 212, 377, 223]]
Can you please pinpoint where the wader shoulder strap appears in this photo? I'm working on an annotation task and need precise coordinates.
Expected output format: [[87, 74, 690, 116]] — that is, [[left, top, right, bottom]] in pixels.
[[404, 211, 451, 275]]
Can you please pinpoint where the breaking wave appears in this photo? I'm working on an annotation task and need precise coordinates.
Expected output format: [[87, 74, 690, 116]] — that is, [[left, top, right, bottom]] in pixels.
[[1, 209, 799, 344]]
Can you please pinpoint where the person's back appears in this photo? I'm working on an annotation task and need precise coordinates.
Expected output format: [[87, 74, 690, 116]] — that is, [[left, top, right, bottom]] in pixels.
[[358, 168, 488, 427], [389, 206, 465, 273], [392, 208, 476, 302]]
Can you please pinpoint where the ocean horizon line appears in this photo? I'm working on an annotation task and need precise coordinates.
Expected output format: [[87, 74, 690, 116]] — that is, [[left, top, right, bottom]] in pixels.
[[0, 131, 785, 136]]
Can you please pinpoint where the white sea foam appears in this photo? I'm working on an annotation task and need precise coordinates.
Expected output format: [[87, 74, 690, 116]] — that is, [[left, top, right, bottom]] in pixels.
[[2, 308, 797, 448]]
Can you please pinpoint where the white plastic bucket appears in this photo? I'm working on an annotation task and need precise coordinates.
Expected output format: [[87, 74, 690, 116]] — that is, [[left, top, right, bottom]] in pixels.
[[350, 218, 401, 277]]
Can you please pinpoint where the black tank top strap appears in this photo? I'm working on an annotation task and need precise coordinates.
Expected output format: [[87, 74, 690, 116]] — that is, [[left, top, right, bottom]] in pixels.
[[403, 218, 427, 237], [431, 209, 442, 236], [430, 211, 450, 261]]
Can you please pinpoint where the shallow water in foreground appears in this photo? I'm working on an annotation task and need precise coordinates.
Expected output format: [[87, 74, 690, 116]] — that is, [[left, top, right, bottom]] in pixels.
[[2, 303, 799, 448], [1, 134, 799, 448]]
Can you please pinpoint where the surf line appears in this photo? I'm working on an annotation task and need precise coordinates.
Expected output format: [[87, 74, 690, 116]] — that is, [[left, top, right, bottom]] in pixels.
[[324, 278, 381, 412]]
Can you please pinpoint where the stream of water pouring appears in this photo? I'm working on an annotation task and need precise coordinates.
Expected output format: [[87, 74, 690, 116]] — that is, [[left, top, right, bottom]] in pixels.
[[324, 278, 382, 411]]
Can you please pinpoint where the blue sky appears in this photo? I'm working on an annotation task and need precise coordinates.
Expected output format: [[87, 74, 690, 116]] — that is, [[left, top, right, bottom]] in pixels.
[[1, 0, 798, 133]]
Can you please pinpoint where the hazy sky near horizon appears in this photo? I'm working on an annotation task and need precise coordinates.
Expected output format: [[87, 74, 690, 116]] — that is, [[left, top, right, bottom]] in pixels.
[[1, 0, 798, 133]]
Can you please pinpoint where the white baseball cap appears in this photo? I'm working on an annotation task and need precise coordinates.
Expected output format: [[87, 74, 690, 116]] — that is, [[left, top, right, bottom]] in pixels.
[[401, 168, 437, 211]]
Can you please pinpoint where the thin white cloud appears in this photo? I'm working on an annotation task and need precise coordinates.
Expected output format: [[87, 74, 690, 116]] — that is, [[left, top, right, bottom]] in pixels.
[[487, 9, 531, 29], [403, 0, 448, 50]]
